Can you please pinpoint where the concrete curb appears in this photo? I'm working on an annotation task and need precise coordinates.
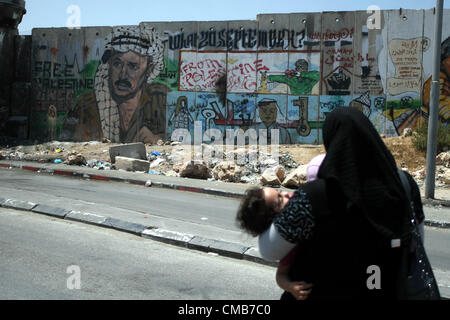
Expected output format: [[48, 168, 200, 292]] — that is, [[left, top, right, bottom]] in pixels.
[[31, 204, 71, 219], [141, 228, 194, 247], [103, 217, 149, 236], [424, 220, 450, 229], [186, 236, 250, 260], [2, 199, 37, 211], [422, 198, 450, 208], [0, 196, 275, 268], [65, 211, 107, 227]]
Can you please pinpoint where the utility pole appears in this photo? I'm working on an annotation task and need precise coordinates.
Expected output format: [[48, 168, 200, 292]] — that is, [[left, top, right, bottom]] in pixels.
[[425, 0, 444, 199]]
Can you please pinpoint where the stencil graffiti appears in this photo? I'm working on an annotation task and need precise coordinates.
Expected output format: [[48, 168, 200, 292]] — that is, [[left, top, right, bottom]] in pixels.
[[165, 28, 307, 51], [324, 67, 352, 95]]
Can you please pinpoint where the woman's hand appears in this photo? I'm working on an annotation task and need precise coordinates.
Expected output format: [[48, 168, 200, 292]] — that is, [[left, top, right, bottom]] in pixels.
[[287, 281, 313, 300]]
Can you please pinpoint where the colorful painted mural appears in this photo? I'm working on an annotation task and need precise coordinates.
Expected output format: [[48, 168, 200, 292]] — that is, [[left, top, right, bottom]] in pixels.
[[422, 36, 450, 125], [28, 9, 450, 145]]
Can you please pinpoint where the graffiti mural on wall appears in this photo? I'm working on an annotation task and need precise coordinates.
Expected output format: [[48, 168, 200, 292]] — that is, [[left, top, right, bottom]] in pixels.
[[261, 52, 321, 95], [179, 51, 226, 92], [179, 50, 320, 96], [31, 32, 90, 140], [29, 9, 449, 145], [59, 26, 169, 144], [318, 92, 387, 142], [383, 37, 449, 136], [166, 92, 323, 145], [423, 36, 450, 125]]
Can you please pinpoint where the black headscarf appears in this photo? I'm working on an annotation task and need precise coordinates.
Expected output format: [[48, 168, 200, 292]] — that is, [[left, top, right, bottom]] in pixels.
[[318, 107, 407, 236]]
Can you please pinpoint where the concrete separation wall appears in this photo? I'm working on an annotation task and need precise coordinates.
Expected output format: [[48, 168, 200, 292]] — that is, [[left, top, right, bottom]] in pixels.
[[23, 9, 449, 145]]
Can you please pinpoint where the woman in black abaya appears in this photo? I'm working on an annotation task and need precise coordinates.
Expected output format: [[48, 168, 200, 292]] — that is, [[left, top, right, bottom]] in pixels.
[[258, 107, 425, 300]]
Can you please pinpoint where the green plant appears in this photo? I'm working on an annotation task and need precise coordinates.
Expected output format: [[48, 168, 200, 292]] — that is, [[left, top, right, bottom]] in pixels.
[[412, 121, 450, 154]]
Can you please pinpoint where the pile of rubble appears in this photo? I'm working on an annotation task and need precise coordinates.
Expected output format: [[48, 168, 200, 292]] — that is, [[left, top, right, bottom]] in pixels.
[[410, 151, 450, 186], [1, 139, 449, 188], [109, 142, 311, 188]]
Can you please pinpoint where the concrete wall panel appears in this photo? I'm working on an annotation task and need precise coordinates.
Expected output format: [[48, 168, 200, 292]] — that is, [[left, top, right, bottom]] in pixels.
[[385, 9, 425, 136], [30, 28, 84, 141], [256, 14, 290, 51], [256, 94, 288, 144], [287, 95, 320, 144], [289, 12, 322, 51], [320, 11, 355, 96], [142, 21, 198, 93], [227, 20, 258, 97], [227, 20, 258, 51], [352, 11, 387, 135]]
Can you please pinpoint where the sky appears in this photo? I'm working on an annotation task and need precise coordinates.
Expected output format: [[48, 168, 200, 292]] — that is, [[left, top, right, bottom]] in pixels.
[[18, 0, 450, 35]]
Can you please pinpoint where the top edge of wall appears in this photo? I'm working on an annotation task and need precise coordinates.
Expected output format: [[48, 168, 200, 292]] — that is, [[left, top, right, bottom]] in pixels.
[[30, 8, 450, 32]]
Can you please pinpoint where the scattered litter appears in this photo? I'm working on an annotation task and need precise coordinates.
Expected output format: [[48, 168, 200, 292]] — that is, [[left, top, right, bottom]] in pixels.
[[54, 159, 63, 164], [85, 159, 112, 170], [145, 180, 152, 187], [86, 159, 98, 168], [148, 170, 162, 175], [55, 148, 64, 153], [150, 158, 165, 168], [164, 170, 179, 177], [151, 152, 161, 156]]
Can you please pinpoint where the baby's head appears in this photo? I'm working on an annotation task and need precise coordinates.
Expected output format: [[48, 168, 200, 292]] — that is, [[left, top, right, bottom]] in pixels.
[[236, 187, 294, 237], [236, 154, 326, 237]]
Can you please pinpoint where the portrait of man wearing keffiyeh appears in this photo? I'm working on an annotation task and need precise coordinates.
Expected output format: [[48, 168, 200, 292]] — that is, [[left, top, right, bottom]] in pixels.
[[61, 26, 169, 144]]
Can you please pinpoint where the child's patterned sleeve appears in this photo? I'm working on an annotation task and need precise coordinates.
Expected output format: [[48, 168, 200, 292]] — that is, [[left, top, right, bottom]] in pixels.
[[273, 189, 315, 244]]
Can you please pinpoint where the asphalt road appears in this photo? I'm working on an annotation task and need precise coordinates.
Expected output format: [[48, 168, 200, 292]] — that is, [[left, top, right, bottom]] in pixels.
[[0, 207, 282, 300]]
